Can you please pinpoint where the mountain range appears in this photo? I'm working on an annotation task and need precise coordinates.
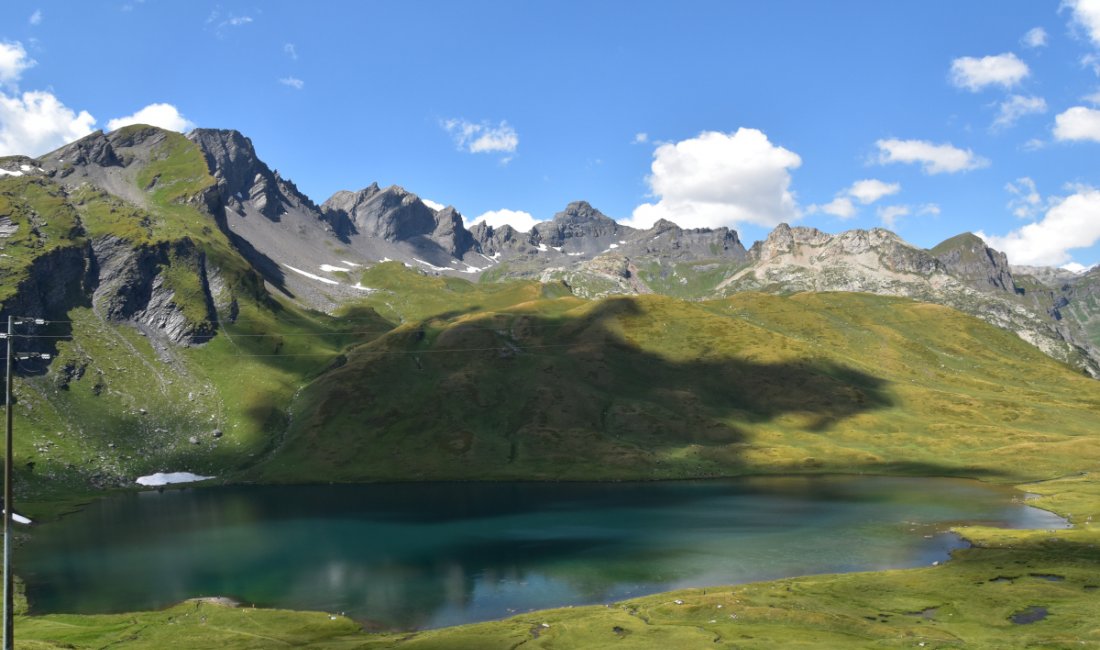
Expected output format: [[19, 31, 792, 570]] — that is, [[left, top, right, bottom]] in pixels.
[[7, 125, 1093, 373], [1, 125, 1100, 494]]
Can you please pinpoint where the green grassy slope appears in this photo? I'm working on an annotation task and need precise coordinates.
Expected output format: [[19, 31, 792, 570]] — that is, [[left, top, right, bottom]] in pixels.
[[253, 286, 1100, 485], [1, 130, 394, 510], [4, 131, 1100, 647]]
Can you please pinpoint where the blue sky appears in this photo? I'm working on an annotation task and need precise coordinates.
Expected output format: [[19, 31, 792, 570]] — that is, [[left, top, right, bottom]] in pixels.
[[3, 1, 1100, 269]]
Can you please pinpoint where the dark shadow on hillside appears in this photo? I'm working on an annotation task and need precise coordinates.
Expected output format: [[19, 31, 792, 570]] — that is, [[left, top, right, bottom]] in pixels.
[[1, 246, 94, 377], [266, 295, 914, 479]]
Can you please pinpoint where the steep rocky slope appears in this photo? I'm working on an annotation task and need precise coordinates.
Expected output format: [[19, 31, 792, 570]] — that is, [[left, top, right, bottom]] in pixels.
[[714, 225, 1098, 376]]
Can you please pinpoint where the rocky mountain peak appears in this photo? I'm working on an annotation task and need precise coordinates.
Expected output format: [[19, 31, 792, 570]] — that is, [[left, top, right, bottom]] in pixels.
[[189, 128, 304, 221], [48, 130, 121, 168], [649, 219, 682, 235], [931, 232, 1016, 293], [555, 200, 616, 225], [533, 200, 629, 249], [319, 183, 476, 258]]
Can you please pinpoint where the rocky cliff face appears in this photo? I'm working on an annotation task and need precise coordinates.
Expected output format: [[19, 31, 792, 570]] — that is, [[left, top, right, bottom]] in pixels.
[[531, 201, 631, 252], [91, 237, 218, 345], [189, 129, 318, 223], [712, 225, 1098, 377], [931, 233, 1016, 293]]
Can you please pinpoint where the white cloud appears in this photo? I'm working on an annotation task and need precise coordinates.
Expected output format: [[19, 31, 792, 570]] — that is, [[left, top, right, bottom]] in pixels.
[[813, 196, 856, 219], [1053, 105, 1100, 142], [1022, 26, 1047, 48], [421, 198, 445, 211], [226, 16, 252, 26], [627, 128, 802, 230], [106, 103, 194, 132], [1006, 177, 1043, 219], [442, 118, 519, 157], [469, 209, 540, 232], [278, 76, 304, 90], [1062, 262, 1092, 273], [877, 205, 910, 229], [808, 178, 899, 220], [0, 90, 95, 156], [284, 43, 298, 60], [875, 138, 989, 174], [978, 187, 1100, 265], [993, 95, 1047, 129], [1084, 90, 1100, 105], [1066, 0, 1100, 47], [0, 42, 34, 86], [28, 10, 42, 26], [633, 132, 648, 144], [848, 179, 901, 204], [949, 53, 1029, 91]]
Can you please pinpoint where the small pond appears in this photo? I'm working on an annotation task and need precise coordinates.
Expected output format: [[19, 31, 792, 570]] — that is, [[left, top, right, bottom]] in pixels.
[[18, 476, 1066, 630]]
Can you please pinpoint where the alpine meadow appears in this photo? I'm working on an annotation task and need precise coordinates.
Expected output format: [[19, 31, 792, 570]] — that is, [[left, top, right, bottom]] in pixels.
[[1, 2, 1100, 649]]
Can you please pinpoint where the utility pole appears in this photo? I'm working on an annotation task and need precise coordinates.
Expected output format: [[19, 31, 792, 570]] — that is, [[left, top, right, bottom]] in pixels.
[[2, 316, 47, 650], [3, 314, 12, 650]]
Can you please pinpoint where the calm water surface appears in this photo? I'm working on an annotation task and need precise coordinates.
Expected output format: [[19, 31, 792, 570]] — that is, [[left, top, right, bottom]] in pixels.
[[18, 477, 1066, 629]]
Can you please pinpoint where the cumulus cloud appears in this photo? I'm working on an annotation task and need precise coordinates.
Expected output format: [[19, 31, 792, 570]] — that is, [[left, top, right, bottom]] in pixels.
[[468, 208, 540, 232], [0, 40, 98, 156], [278, 76, 304, 90], [0, 90, 95, 156], [0, 42, 35, 86], [28, 10, 42, 26], [811, 197, 857, 219], [875, 138, 989, 174], [949, 53, 1029, 91], [1022, 27, 1047, 48], [978, 187, 1100, 265], [1005, 177, 1043, 219], [442, 118, 519, 160], [807, 178, 899, 220], [633, 132, 648, 144], [1066, 0, 1100, 47], [993, 95, 1047, 130], [106, 103, 195, 132], [848, 179, 901, 204], [627, 128, 801, 230], [421, 198, 445, 211], [284, 43, 298, 60], [1053, 105, 1100, 142]]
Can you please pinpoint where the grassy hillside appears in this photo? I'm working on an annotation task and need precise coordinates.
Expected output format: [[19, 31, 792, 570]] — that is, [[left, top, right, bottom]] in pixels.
[[1, 131, 394, 510], [252, 285, 1100, 485], [3, 130, 1100, 647]]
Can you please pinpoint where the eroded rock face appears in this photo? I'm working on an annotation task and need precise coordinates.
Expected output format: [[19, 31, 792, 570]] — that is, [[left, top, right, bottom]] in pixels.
[[189, 129, 290, 221], [322, 184, 436, 241], [321, 185, 478, 259], [933, 233, 1016, 293], [91, 236, 217, 345], [51, 131, 122, 169], [532, 201, 630, 251]]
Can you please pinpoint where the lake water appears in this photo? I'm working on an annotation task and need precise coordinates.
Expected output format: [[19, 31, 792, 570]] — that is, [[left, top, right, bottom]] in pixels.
[[18, 476, 1066, 630]]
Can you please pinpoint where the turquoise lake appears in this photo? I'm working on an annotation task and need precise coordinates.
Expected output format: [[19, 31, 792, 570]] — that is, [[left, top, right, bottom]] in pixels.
[[17, 476, 1067, 630]]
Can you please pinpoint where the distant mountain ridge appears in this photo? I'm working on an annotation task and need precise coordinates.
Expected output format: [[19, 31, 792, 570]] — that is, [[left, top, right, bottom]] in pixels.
[[2, 125, 1097, 375]]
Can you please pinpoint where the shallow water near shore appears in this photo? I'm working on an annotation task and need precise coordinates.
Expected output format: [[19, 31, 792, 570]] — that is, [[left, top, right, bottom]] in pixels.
[[18, 476, 1067, 630]]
